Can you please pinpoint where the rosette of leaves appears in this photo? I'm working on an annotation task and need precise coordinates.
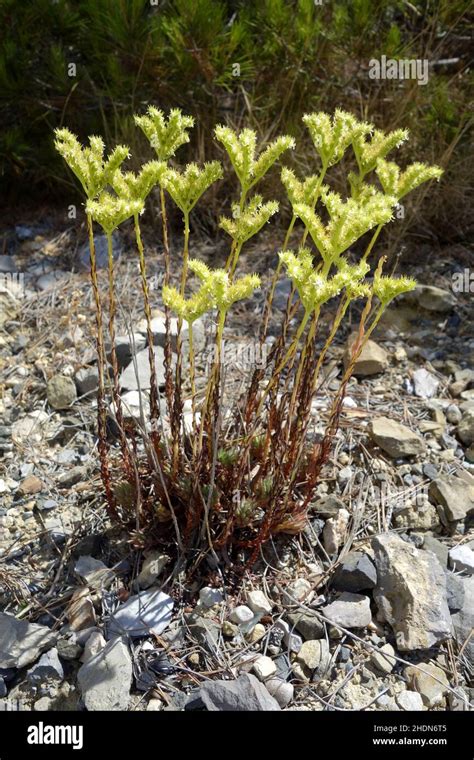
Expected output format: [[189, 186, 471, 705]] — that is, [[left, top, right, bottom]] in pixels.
[[214, 125, 295, 193], [293, 187, 395, 264], [302, 110, 372, 168], [54, 128, 129, 200], [219, 195, 279, 243], [159, 162, 223, 214], [375, 159, 443, 201], [134, 107, 195, 161]]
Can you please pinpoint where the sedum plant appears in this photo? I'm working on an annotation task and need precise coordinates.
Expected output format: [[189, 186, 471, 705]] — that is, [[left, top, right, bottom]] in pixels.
[[55, 108, 442, 570]]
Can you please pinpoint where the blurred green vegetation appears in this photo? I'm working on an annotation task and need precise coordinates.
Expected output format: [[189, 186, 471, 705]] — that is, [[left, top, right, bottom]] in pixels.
[[0, 0, 472, 241]]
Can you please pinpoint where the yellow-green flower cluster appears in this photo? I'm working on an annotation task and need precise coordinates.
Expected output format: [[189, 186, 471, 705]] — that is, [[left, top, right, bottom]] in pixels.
[[376, 159, 443, 200], [352, 127, 408, 177], [281, 167, 323, 208], [134, 107, 195, 161], [163, 260, 260, 322], [214, 125, 295, 189], [303, 110, 372, 168], [279, 248, 370, 312], [373, 273, 417, 305], [111, 161, 167, 202], [54, 128, 129, 200], [86, 193, 144, 234], [294, 188, 395, 262], [219, 195, 279, 243], [160, 162, 223, 213]]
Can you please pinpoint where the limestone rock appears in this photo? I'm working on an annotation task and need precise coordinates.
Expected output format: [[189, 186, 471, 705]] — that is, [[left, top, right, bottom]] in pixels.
[[296, 639, 331, 679], [372, 534, 452, 650], [322, 592, 372, 629], [397, 690, 424, 711], [264, 678, 294, 708], [412, 368, 440, 399], [344, 334, 388, 376], [429, 475, 474, 524], [332, 551, 377, 592], [404, 663, 449, 708], [0, 612, 57, 669], [457, 408, 474, 446], [414, 285, 456, 313], [78, 637, 132, 711], [246, 590, 272, 615], [370, 643, 396, 674], [119, 346, 166, 391], [107, 589, 173, 639], [200, 673, 280, 711], [451, 576, 473, 669], [369, 417, 424, 458], [323, 509, 350, 554], [47, 375, 77, 410], [449, 544, 474, 574]]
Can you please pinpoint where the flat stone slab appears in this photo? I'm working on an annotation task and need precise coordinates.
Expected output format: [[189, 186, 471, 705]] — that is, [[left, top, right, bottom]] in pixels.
[[0, 612, 57, 669], [107, 589, 174, 639]]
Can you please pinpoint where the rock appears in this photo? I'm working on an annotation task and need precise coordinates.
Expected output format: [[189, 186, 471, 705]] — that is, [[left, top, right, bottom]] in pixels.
[[229, 605, 254, 625], [46, 375, 77, 410], [108, 334, 146, 369], [200, 673, 280, 711], [446, 404, 462, 424], [264, 678, 294, 708], [0, 612, 57, 668], [36, 270, 71, 291], [415, 285, 456, 313], [370, 643, 396, 674], [199, 587, 224, 608], [246, 590, 272, 615], [141, 315, 206, 354], [281, 578, 313, 606], [147, 698, 163, 711], [17, 475, 43, 496], [397, 690, 424, 711], [457, 408, 474, 446], [322, 592, 372, 629], [429, 476, 474, 524], [57, 636, 82, 661], [81, 631, 106, 664], [394, 501, 440, 531], [75, 366, 99, 397], [78, 232, 122, 270], [120, 346, 166, 391], [312, 494, 345, 518], [252, 655, 277, 681], [74, 555, 114, 589], [57, 466, 88, 488], [451, 576, 473, 668], [186, 614, 220, 652], [136, 552, 169, 590], [67, 588, 96, 632], [369, 417, 424, 458], [11, 410, 51, 444], [372, 534, 452, 650], [78, 637, 132, 711], [344, 334, 388, 376], [0, 254, 18, 273], [449, 544, 474, 574], [107, 589, 173, 639], [446, 573, 465, 612], [295, 639, 330, 679], [286, 611, 325, 641], [323, 509, 350, 554], [332, 551, 377, 592], [412, 368, 440, 399], [422, 535, 449, 568], [27, 648, 64, 682], [404, 663, 449, 708], [272, 278, 292, 310]]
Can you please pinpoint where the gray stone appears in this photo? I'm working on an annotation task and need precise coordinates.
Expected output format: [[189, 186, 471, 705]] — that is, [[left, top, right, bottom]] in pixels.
[[415, 285, 456, 313], [429, 475, 474, 523], [264, 678, 294, 708], [0, 255, 18, 273], [120, 346, 166, 390], [0, 612, 57, 669], [252, 655, 277, 681], [46, 375, 77, 410], [404, 663, 449, 708], [272, 278, 292, 310], [457, 408, 474, 446], [451, 576, 474, 668], [372, 534, 452, 651], [75, 366, 99, 397], [229, 605, 254, 625], [446, 404, 462, 424], [246, 590, 272, 615], [200, 673, 280, 711], [422, 535, 449, 568], [312, 494, 345, 518], [369, 417, 424, 458], [78, 232, 122, 270], [36, 270, 71, 291], [370, 643, 396, 674], [344, 335, 388, 376], [136, 552, 170, 590], [397, 690, 424, 711], [199, 587, 224, 608], [286, 611, 325, 641], [74, 555, 114, 589], [77, 637, 132, 711], [295, 639, 331, 679], [107, 589, 173, 639], [446, 572, 465, 612], [108, 334, 146, 369], [185, 614, 220, 652], [141, 315, 206, 354], [27, 648, 63, 682], [332, 551, 377, 592], [412, 368, 440, 399], [322, 592, 372, 629], [449, 545, 474, 574], [57, 465, 88, 488]]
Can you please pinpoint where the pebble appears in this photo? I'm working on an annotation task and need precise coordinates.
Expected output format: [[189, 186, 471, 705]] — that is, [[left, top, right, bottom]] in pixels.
[[404, 662, 449, 708], [252, 655, 277, 681], [449, 544, 474, 574], [46, 375, 77, 410], [397, 690, 424, 711], [229, 605, 254, 625], [246, 590, 272, 615], [370, 643, 396, 674], [322, 592, 372, 629], [264, 678, 294, 708]]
